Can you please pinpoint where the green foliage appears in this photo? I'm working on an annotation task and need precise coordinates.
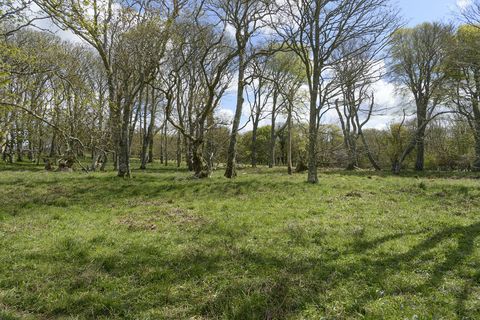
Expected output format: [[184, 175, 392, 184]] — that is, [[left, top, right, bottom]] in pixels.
[[238, 125, 272, 164], [389, 22, 454, 93], [387, 122, 412, 162], [267, 49, 306, 82], [446, 24, 480, 81]]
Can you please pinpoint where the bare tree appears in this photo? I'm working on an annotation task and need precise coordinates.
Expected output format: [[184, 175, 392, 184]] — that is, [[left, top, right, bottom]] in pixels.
[[332, 41, 390, 171], [159, 17, 236, 178], [207, 0, 275, 178], [274, 0, 399, 183]]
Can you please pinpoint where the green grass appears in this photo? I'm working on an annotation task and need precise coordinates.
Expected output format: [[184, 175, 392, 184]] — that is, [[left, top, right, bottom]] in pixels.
[[1, 161, 480, 319]]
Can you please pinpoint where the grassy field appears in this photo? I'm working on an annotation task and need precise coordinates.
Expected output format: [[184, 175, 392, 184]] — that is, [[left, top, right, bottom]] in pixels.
[[1, 162, 480, 319]]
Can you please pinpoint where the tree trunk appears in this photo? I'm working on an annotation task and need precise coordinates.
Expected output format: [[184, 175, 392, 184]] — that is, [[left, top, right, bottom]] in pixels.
[[415, 104, 427, 171], [415, 136, 425, 171], [307, 85, 319, 183], [287, 108, 293, 175], [49, 133, 56, 157], [35, 138, 42, 166], [392, 159, 401, 175], [164, 123, 168, 166], [15, 124, 23, 162], [106, 77, 120, 172], [393, 138, 417, 175], [225, 49, 246, 179], [90, 150, 101, 171], [347, 137, 358, 170], [185, 137, 193, 171], [100, 151, 108, 171], [359, 131, 381, 171], [140, 88, 150, 170], [473, 131, 480, 172], [129, 99, 142, 151], [251, 119, 259, 168], [176, 132, 182, 168], [269, 91, 278, 168], [140, 134, 149, 170], [191, 140, 209, 178], [6, 136, 14, 163], [148, 139, 154, 163], [117, 103, 131, 178], [159, 130, 164, 164]]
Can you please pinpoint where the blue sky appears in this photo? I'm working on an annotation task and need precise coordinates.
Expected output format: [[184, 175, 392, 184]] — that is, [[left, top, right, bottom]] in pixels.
[[399, 0, 462, 25]]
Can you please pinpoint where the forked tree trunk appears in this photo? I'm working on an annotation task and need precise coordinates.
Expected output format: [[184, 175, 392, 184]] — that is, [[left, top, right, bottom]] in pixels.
[[90, 150, 101, 171], [393, 139, 416, 175]]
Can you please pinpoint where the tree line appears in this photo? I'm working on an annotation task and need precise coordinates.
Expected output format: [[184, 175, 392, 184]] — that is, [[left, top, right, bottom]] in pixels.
[[2, 0, 480, 182]]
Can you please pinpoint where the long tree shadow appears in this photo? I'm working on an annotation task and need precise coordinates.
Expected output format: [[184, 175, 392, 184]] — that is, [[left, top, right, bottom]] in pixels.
[[340, 222, 480, 317]]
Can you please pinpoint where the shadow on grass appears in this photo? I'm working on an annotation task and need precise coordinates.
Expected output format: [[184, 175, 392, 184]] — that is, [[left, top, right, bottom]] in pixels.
[[7, 221, 480, 319], [342, 222, 480, 317], [202, 222, 480, 318]]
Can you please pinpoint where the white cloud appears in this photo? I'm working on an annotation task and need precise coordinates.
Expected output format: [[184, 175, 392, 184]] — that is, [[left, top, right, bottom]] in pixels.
[[216, 107, 234, 125], [38, 19, 83, 44], [27, 3, 84, 44], [457, 0, 473, 10], [371, 79, 400, 111]]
